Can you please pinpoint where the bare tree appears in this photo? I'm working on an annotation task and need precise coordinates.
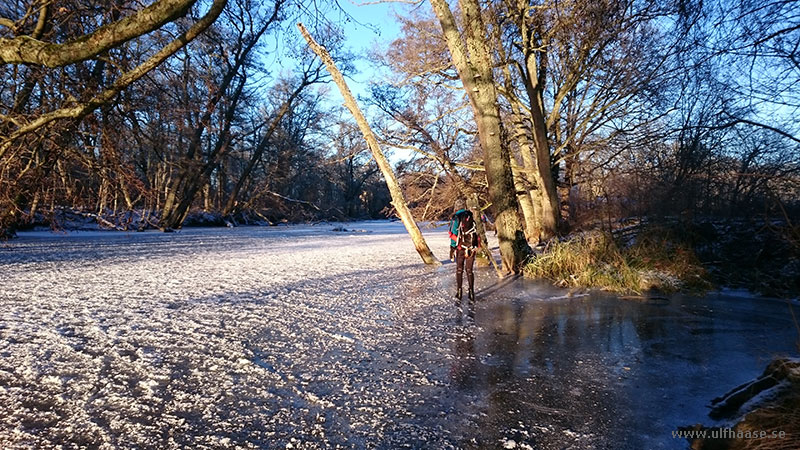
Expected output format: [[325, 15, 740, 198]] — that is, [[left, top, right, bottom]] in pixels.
[[429, 0, 529, 273], [0, 0, 228, 232], [158, 0, 286, 229], [0, 0, 227, 155], [222, 62, 326, 216]]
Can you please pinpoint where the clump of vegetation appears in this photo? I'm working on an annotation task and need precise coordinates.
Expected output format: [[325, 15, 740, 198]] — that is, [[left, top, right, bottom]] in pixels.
[[523, 225, 711, 294]]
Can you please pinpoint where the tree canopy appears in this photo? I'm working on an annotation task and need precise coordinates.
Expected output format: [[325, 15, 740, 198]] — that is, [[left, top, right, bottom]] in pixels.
[[0, 0, 796, 245]]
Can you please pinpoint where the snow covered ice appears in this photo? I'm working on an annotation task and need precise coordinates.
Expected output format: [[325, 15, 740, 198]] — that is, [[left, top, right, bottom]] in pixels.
[[1, 221, 797, 449], [0, 222, 471, 449]]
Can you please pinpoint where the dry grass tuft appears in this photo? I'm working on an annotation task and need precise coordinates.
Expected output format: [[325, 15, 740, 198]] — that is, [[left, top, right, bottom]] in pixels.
[[524, 226, 712, 294], [736, 379, 800, 449]]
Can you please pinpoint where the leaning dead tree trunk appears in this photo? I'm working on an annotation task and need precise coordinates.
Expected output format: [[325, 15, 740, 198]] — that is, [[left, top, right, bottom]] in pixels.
[[297, 23, 439, 266]]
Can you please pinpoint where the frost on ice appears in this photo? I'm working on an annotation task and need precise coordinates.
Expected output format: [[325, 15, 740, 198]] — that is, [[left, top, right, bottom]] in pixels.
[[1, 221, 797, 449], [0, 223, 471, 448]]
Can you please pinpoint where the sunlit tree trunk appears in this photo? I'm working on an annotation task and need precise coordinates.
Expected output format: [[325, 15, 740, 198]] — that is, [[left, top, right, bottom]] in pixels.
[[429, 0, 529, 273], [524, 50, 561, 239], [512, 167, 539, 242], [493, 14, 543, 244]]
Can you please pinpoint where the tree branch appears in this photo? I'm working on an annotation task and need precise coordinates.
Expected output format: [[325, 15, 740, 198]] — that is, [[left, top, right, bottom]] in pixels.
[[0, 0, 228, 159], [715, 113, 800, 145], [0, 0, 199, 67]]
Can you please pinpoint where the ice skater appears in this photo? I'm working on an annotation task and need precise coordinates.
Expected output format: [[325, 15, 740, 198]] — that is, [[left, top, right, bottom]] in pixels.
[[448, 200, 480, 317]]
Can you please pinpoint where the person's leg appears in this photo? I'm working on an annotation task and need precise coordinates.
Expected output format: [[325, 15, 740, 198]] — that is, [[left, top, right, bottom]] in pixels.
[[466, 251, 475, 297], [455, 249, 465, 301], [466, 250, 476, 318]]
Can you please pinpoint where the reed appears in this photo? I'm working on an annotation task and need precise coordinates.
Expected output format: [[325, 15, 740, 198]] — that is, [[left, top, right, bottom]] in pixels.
[[524, 227, 711, 294]]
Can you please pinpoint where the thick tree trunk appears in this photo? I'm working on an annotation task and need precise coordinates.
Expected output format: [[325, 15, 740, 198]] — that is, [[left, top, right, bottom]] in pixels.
[[529, 95, 561, 239], [429, 0, 529, 273], [529, 188, 542, 230], [519, 12, 561, 239], [507, 112, 543, 243], [506, 99, 543, 243], [497, 29, 543, 244], [512, 167, 539, 242], [298, 23, 439, 266]]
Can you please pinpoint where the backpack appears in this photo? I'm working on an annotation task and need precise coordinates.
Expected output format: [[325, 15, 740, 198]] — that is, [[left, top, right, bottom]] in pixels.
[[458, 211, 479, 252]]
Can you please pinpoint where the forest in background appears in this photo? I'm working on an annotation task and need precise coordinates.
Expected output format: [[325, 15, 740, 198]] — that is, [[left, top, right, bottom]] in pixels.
[[1, 0, 798, 244]]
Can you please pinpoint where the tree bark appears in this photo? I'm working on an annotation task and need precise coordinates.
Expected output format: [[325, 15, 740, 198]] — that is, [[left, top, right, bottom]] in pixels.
[[502, 78, 542, 242], [517, 4, 561, 238], [494, 11, 542, 244], [298, 23, 439, 266], [429, 0, 529, 273], [512, 166, 539, 242], [528, 86, 561, 239]]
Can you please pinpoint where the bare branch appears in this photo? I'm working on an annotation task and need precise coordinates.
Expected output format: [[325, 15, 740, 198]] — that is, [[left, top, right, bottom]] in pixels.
[[0, 0, 228, 159], [0, 0, 199, 67]]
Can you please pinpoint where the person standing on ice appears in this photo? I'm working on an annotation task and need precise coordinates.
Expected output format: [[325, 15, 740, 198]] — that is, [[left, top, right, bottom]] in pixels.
[[448, 199, 480, 313]]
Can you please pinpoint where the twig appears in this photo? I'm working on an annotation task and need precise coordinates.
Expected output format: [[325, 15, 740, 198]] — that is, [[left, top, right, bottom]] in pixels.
[[265, 191, 321, 211]]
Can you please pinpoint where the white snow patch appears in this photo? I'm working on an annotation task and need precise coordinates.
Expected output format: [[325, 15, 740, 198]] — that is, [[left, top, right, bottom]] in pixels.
[[0, 221, 476, 447], [502, 438, 517, 448]]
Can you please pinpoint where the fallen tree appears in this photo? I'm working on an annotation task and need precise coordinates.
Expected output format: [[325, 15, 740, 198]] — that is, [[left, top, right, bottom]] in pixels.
[[297, 23, 439, 266]]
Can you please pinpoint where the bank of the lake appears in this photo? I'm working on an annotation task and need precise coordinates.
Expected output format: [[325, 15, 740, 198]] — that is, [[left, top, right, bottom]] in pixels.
[[523, 220, 800, 300]]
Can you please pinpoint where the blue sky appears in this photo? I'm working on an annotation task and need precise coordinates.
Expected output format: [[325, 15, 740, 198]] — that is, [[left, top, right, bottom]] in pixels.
[[279, 1, 420, 161], [332, 0, 407, 97], [265, 1, 413, 111]]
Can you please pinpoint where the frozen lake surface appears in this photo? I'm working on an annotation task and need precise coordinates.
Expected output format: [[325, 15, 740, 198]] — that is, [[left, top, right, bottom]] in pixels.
[[0, 221, 797, 449]]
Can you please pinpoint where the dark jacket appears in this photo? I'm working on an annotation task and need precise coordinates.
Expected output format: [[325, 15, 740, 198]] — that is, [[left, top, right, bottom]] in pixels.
[[449, 209, 480, 249]]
